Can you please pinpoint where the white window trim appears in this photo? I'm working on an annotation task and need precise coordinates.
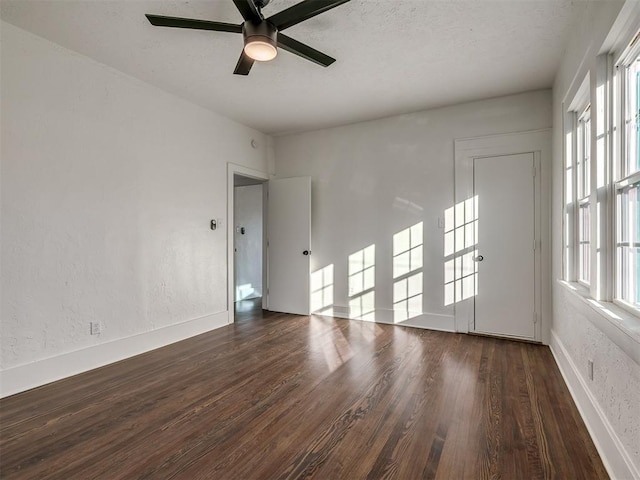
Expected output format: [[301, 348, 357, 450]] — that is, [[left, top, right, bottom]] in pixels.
[[612, 35, 640, 312], [578, 106, 592, 286], [564, 75, 592, 289], [561, 22, 640, 357]]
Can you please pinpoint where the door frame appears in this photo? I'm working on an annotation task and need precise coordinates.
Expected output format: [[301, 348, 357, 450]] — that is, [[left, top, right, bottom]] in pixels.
[[454, 129, 551, 344], [472, 151, 540, 340], [227, 163, 270, 324]]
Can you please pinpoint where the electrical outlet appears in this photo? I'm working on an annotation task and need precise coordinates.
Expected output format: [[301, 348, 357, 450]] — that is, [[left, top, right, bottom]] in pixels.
[[90, 322, 101, 336], [587, 360, 594, 380]]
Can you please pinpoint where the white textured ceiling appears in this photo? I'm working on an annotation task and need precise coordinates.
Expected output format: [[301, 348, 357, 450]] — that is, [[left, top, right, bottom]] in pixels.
[[1, 0, 580, 135]]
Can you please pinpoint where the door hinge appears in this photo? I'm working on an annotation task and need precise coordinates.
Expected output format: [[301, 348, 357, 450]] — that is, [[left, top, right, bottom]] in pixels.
[[533, 312, 538, 324], [532, 166, 537, 177]]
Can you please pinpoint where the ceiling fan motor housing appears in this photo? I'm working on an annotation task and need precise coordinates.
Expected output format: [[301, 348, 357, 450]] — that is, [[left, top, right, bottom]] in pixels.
[[243, 20, 278, 52]]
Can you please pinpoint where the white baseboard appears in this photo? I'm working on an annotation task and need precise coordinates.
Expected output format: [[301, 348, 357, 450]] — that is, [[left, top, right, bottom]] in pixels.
[[550, 330, 639, 480], [0, 311, 229, 398]]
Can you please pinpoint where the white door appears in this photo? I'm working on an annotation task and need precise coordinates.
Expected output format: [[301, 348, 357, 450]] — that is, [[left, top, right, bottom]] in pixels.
[[473, 153, 536, 340], [267, 177, 311, 315]]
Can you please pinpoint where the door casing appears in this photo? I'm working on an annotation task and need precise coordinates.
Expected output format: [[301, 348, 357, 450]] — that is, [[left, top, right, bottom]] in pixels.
[[227, 163, 269, 324], [454, 129, 551, 344]]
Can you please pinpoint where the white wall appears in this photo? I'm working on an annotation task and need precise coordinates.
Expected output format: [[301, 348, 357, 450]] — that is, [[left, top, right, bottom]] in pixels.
[[550, 2, 640, 478], [234, 184, 263, 301], [0, 22, 270, 396], [275, 90, 551, 330]]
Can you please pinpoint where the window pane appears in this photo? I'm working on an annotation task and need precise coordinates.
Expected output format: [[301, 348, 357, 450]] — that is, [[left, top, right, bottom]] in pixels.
[[616, 182, 640, 306], [624, 55, 640, 177], [565, 129, 573, 205], [579, 203, 590, 283], [578, 110, 591, 199], [577, 124, 583, 198], [584, 117, 591, 197]]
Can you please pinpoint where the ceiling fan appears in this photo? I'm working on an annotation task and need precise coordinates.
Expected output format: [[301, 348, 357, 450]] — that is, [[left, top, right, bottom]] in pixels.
[[145, 0, 351, 76]]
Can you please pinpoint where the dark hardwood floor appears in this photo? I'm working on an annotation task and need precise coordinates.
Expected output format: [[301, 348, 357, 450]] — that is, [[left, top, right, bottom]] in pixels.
[[1, 301, 607, 479]]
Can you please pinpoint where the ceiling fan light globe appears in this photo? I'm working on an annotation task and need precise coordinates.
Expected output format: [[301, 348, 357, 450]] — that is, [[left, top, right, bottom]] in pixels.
[[244, 40, 278, 61]]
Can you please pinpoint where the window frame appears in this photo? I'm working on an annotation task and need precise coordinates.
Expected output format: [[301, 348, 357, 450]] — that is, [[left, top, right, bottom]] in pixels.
[[559, 7, 640, 365], [576, 105, 592, 286], [563, 75, 591, 289], [613, 37, 640, 316], [563, 29, 640, 323]]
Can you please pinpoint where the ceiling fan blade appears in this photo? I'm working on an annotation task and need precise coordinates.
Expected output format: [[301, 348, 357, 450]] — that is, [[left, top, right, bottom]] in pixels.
[[232, 0, 263, 22], [277, 33, 336, 67], [267, 0, 350, 31], [145, 14, 242, 33], [234, 51, 255, 75]]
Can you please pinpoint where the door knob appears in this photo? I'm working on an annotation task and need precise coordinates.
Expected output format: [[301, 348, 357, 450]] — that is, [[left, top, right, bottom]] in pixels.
[[473, 255, 484, 262], [303, 250, 310, 256]]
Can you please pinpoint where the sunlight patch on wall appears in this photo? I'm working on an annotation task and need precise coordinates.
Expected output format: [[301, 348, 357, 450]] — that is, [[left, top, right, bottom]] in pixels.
[[311, 264, 334, 315], [236, 283, 258, 301], [393, 222, 423, 279], [349, 245, 375, 321], [444, 197, 478, 306], [393, 222, 423, 322]]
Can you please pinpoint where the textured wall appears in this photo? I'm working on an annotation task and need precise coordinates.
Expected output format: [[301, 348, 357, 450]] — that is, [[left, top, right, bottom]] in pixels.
[[551, 0, 640, 473], [275, 90, 551, 330], [1, 22, 270, 371], [555, 291, 640, 466]]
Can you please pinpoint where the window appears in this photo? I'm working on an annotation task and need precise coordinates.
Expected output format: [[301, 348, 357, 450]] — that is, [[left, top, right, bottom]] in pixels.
[[562, 32, 640, 318], [616, 182, 640, 306], [564, 73, 590, 287], [621, 52, 640, 178], [560, 20, 640, 355], [615, 46, 640, 309], [577, 106, 591, 284]]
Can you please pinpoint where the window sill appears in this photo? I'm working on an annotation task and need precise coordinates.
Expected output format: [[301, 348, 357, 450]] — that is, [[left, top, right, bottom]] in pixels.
[[557, 280, 640, 366]]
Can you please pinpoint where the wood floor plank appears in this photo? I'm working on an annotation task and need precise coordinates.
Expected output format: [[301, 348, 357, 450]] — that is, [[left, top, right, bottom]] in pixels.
[[0, 302, 608, 479]]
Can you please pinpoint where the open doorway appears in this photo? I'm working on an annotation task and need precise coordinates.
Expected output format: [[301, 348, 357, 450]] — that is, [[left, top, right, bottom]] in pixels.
[[227, 164, 269, 324], [233, 174, 265, 319], [226, 164, 312, 323]]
